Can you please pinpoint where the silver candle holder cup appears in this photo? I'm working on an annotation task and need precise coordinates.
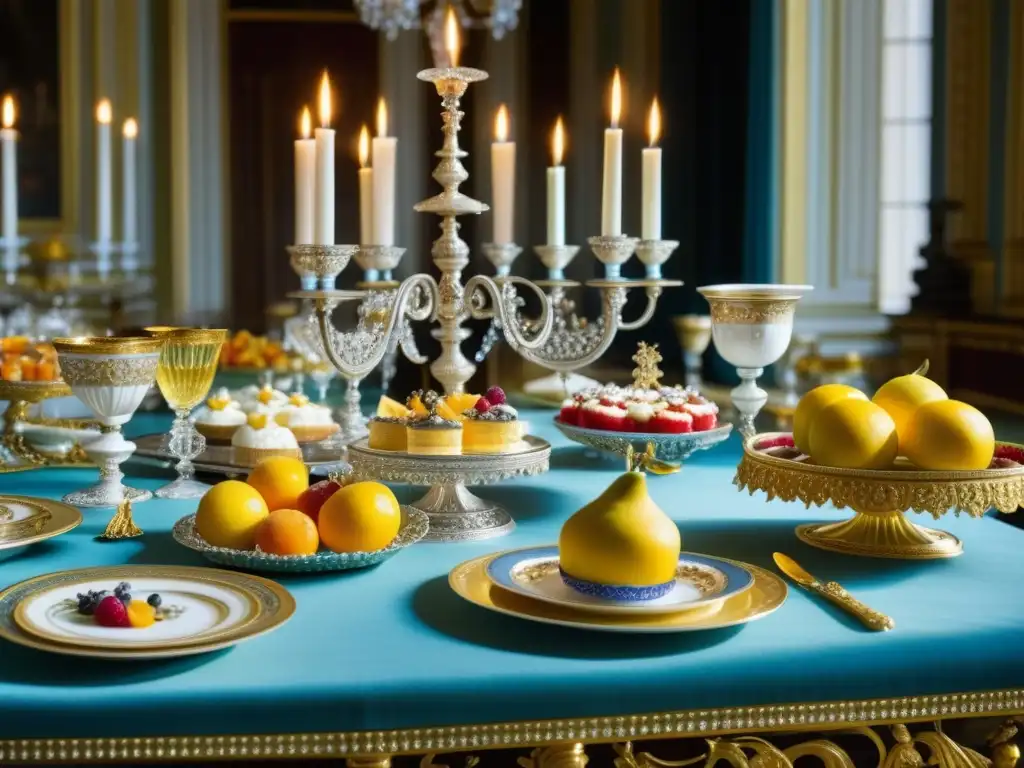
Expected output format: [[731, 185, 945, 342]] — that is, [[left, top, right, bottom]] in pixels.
[[533, 244, 580, 281], [636, 239, 679, 280], [481, 243, 523, 277], [588, 235, 639, 280], [355, 245, 407, 282], [289, 244, 358, 290]]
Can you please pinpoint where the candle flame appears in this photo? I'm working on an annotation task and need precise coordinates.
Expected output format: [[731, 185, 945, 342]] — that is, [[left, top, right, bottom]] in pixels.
[[96, 98, 112, 125], [495, 104, 509, 142], [445, 7, 460, 67], [552, 116, 565, 166], [317, 71, 332, 128], [1, 96, 13, 129], [358, 124, 370, 168], [123, 118, 138, 139], [648, 98, 660, 146], [300, 106, 311, 139], [376, 98, 388, 138], [610, 69, 622, 128]]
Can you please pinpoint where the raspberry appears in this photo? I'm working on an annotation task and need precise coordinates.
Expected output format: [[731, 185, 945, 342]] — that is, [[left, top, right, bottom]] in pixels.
[[474, 397, 491, 414], [484, 386, 506, 406], [94, 595, 130, 628]]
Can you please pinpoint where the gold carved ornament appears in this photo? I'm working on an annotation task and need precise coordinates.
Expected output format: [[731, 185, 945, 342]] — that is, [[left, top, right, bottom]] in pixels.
[[706, 299, 797, 325], [57, 357, 159, 388], [632, 342, 664, 389]]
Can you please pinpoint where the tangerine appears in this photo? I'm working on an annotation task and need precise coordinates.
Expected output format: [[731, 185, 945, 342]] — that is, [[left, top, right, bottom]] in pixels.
[[196, 480, 269, 550], [255, 508, 319, 555], [318, 481, 401, 553], [247, 456, 309, 511]]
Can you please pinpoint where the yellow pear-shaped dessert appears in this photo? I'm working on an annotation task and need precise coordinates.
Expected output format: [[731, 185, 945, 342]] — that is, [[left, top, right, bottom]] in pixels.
[[559, 445, 681, 600]]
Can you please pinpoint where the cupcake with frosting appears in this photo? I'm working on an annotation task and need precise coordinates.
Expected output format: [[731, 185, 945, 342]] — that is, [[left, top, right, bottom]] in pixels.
[[194, 387, 246, 443], [231, 409, 302, 466], [238, 383, 289, 415], [273, 393, 340, 443]]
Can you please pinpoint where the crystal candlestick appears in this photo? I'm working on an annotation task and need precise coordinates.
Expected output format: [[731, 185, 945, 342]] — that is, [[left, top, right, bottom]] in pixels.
[[635, 239, 679, 280], [697, 284, 813, 438]]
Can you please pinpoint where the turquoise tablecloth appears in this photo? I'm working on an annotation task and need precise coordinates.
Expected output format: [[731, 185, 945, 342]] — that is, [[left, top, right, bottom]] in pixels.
[[1, 409, 1023, 740]]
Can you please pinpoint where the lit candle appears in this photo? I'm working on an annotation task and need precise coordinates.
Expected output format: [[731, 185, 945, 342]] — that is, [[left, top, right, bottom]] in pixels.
[[96, 99, 113, 244], [294, 106, 315, 244], [358, 124, 373, 245], [313, 72, 335, 245], [446, 7, 460, 68], [371, 98, 397, 246], [546, 116, 566, 247], [0, 95, 17, 245], [642, 98, 662, 240], [122, 118, 138, 247], [491, 104, 515, 245], [601, 69, 623, 237]]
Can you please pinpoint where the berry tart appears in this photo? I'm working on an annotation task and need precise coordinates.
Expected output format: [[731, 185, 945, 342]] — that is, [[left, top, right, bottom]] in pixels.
[[462, 387, 523, 454], [559, 385, 719, 435]]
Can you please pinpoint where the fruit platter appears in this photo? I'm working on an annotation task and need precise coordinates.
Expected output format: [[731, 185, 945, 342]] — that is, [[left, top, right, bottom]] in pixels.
[[553, 343, 732, 462], [173, 458, 428, 573], [735, 362, 1024, 559]]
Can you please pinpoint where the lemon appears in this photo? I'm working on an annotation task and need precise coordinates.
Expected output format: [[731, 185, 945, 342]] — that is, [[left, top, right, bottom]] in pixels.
[[792, 384, 867, 454], [318, 481, 401, 552], [808, 399, 898, 470], [902, 399, 994, 470], [196, 480, 269, 550], [872, 373, 947, 444]]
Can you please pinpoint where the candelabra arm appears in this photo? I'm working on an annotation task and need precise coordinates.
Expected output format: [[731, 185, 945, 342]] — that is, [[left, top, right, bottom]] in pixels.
[[463, 275, 553, 352], [618, 286, 662, 331], [315, 273, 438, 380]]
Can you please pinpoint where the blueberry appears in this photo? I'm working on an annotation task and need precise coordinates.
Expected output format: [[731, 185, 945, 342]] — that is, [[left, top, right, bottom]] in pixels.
[[147, 594, 162, 608]]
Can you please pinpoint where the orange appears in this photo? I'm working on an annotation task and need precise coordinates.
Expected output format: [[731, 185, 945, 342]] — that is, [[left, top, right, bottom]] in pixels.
[[902, 399, 994, 470], [247, 456, 309, 510], [444, 392, 481, 416], [126, 600, 156, 628], [196, 480, 269, 550], [407, 393, 429, 418], [318, 481, 401, 553], [255, 509, 319, 555], [377, 395, 411, 419], [792, 384, 867, 455], [435, 400, 461, 421]]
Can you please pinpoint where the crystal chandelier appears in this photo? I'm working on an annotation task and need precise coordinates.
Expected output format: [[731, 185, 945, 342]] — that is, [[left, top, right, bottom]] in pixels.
[[354, 0, 522, 50]]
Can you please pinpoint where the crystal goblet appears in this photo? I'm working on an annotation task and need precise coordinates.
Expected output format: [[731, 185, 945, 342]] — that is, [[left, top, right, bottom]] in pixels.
[[145, 327, 227, 499], [697, 284, 813, 438], [52, 336, 165, 507], [672, 314, 712, 390]]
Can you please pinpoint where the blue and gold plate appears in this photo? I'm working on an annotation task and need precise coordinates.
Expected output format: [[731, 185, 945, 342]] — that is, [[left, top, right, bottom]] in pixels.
[[485, 546, 755, 616]]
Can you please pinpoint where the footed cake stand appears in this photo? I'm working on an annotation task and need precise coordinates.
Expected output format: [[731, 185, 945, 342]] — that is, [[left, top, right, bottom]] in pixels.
[[735, 432, 1024, 559], [346, 436, 551, 542]]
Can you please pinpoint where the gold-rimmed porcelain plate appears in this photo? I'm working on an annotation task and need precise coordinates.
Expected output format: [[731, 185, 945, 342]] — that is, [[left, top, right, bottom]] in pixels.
[[0, 496, 82, 559], [0, 566, 295, 659], [450, 553, 786, 633]]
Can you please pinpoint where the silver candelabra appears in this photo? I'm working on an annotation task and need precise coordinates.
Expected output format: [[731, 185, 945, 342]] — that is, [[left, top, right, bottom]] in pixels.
[[299, 61, 678, 418]]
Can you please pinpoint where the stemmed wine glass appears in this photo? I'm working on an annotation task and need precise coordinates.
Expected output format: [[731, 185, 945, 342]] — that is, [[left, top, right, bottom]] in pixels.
[[145, 327, 227, 499]]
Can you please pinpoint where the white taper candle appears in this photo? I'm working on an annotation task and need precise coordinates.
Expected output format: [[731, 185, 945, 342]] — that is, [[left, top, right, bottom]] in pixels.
[[491, 104, 515, 245], [546, 116, 566, 247], [96, 99, 113, 244], [370, 99, 396, 246], [0, 96, 17, 244], [641, 98, 662, 240], [600, 70, 623, 237], [294, 107, 315, 244], [122, 118, 138, 246], [358, 124, 373, 245], [313, 73, 335, 245]]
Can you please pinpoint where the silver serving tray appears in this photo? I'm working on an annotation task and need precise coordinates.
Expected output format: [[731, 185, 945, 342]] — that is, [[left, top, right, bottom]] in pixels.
[[130, 433, 350, 478]]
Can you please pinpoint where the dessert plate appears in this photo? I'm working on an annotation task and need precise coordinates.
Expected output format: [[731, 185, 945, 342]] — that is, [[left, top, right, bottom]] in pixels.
[[451, 553, 786, 634], [172, 506, 429, 573], [554, 419, 733, 463], [0, 566, 294, 659], [0, 496, 82, 563], [485, 546, 754, 616]]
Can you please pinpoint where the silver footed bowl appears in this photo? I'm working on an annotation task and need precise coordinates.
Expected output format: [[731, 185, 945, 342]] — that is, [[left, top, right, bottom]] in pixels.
[[171, 507, 429, 573], [554, 419, 733, 462]]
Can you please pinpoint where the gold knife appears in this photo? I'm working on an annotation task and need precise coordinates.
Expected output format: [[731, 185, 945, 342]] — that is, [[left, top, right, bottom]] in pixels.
[[773, 553, 895, 632]]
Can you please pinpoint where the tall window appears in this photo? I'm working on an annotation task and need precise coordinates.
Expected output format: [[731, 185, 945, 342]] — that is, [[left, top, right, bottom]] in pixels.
[[878, 0, 933, 315]]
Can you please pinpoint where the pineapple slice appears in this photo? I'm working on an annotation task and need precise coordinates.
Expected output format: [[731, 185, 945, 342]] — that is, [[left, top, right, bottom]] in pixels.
[[377, 395, 412, 419]]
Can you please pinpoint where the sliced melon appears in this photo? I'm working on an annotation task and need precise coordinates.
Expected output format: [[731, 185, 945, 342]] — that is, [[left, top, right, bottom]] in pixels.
[[377, 395, 412, 419]]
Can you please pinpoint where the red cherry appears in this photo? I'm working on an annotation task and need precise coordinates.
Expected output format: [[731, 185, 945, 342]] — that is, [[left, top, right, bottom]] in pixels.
[[94, 595, 130, 628], [296, 479, 342, 525], [474, 397, 491, 414]]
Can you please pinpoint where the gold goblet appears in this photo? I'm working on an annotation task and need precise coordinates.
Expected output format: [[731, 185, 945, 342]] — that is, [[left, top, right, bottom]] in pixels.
[[672, 315, 712, 390], [145, 328, 227, 499]]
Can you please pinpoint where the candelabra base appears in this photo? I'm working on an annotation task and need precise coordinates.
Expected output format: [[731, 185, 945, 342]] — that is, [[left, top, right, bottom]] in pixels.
[[408, 484, 515, 542]]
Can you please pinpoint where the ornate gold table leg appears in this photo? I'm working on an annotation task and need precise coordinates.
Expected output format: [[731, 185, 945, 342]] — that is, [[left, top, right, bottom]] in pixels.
[[796, 506, 963, 560], [519, 743, 588, 768]]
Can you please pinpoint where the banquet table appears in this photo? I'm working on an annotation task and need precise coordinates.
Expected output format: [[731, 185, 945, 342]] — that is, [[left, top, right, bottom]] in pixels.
[[1, 408, 1024, 766]]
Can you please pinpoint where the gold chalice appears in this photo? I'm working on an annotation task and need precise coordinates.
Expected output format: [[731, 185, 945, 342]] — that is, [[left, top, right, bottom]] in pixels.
[[52, 336, 165, 506], [735, 432, 1024, 559], [672, 315, 712, 390], [145, 328, 227, 499]]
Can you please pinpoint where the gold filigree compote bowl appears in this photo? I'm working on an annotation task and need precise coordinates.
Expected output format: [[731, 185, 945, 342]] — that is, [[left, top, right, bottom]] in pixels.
[[52, 337, 164, 507], [145, 328, 227, 499], [735, 432, 1024, 559], [698, 284, 812, 438], [0, 379, 96, 470]]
